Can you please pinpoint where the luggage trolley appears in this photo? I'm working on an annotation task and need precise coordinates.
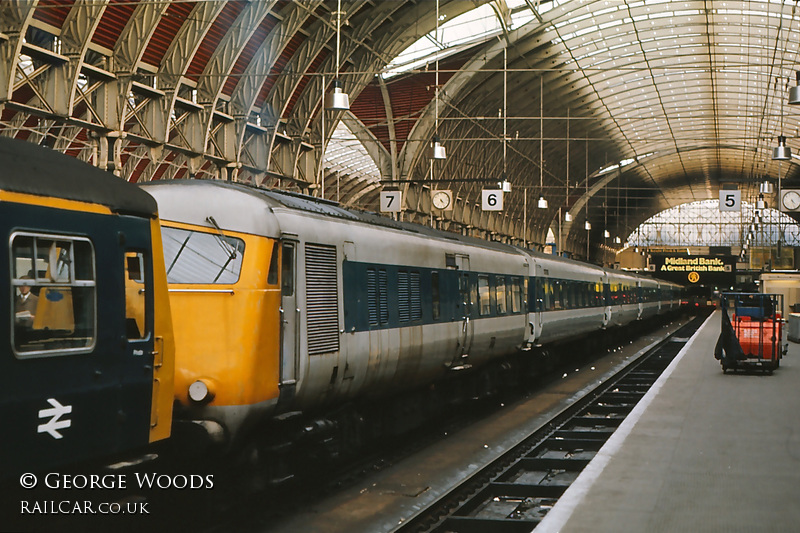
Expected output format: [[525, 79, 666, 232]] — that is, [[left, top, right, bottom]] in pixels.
[[715, 293, 787, 374]]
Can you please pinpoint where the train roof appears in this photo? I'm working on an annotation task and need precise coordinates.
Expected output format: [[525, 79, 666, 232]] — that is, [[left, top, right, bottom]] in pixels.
[[144, 179, 524, 257], [143, 179, 683, 287], [0, 136, 156, 216]]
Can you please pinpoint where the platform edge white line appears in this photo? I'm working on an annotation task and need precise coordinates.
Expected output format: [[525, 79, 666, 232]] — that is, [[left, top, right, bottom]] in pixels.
[[534, 311, 717, 533]]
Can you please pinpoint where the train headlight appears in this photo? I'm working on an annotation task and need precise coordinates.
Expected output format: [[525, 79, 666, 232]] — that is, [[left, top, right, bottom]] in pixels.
[[188, 379, 214, 404]]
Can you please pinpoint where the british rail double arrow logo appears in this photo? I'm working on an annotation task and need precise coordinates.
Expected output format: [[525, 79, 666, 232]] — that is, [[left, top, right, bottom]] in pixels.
[[37, 398, 72, 440]]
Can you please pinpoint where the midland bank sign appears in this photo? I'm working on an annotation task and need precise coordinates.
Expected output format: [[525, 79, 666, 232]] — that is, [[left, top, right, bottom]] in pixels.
[[649, 254, 736, 286]]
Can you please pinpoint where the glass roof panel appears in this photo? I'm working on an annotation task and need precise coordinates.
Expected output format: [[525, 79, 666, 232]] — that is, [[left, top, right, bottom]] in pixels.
[[323, 122, 380, 188], [627, 200, 800, 247]]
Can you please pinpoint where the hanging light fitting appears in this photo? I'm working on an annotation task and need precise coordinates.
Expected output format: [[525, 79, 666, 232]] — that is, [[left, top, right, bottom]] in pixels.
[[429, 0, 445, 160], [325, 0, 349, 111], [790, 71, 800, 105], [429, 136, 446, 160], [773, 135, 791, 160], [325, 79, 350, 111]]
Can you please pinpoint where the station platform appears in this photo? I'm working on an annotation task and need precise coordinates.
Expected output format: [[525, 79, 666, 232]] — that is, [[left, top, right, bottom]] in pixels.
[[538, 311, 800, 532]]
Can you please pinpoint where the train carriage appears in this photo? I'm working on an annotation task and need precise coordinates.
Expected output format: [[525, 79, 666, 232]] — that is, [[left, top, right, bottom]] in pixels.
[[639, 277, 662, 320], [606, 269, 644, 326], [0, 137, 174, 477], [526, 251, 607, 345]]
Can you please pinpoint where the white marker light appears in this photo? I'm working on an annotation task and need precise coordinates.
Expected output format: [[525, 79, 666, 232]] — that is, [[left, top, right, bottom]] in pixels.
[[189, 380, 210, 403]]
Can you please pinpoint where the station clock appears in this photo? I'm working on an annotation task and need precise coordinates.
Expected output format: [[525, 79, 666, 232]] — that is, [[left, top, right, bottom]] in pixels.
[[431, 190, 453, 210], [781, 189, 800, 212]]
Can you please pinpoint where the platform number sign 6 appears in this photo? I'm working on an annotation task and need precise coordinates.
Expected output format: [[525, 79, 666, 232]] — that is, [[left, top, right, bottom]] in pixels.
[[482, 189, 504, 211], [719, 190, 740, 212], [380, 190, 402, 213]]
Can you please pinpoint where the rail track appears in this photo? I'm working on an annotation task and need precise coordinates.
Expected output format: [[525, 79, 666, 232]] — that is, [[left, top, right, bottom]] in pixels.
[[394, 310, 711, 533]]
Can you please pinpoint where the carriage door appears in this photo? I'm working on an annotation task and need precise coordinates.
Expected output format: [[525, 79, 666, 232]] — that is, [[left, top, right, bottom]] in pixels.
[[279, 239, 298, 403], [531, 263, 544, 343], [636, 280, 643, 319], [119, 218, 158, 444], [452, 254, 473, 369]]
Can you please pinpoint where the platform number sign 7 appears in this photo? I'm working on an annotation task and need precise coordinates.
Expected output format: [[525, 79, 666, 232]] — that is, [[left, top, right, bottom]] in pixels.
[[719, 190, 740, 212], [380, 190, 402, 213]]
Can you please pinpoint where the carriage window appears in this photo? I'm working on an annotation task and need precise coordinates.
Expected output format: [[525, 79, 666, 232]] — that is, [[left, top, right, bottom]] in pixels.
[[125, 252, 148, 340], [11, 233, 96, 357], [478, 275, 491, 316], [553, 281, 563, 310], [544, 279, 553, 311], [496, 276, 506, 315], [266, 241, 279, 286], [161, 226, 244, 284], [511, 278, 521, 313], [459, 274, 472, 318], [281, 243, 294, 296]]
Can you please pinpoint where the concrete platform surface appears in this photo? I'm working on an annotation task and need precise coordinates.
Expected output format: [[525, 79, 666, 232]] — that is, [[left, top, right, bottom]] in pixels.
[[538, 311, 800, 533]]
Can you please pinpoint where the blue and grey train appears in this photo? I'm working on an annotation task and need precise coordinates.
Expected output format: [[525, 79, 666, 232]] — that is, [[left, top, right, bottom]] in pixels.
[[142, 180, 681, 461]]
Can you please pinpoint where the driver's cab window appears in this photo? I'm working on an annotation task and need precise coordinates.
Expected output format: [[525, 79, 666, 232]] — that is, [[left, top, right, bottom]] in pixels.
[[11, 233, 96, 357]]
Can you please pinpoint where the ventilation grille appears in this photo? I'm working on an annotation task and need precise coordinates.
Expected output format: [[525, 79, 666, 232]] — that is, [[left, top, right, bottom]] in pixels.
[[399, 270, 422, 322], [305, 244, 339, 355], [367, 268, 389, 327], [398, 271, 410, 322], [367, 269, 378, 327], [379, 269, 388, 324]]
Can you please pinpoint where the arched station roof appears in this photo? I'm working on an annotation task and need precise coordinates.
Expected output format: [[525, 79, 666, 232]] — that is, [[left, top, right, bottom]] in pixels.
[[2, 0, 800, 257]]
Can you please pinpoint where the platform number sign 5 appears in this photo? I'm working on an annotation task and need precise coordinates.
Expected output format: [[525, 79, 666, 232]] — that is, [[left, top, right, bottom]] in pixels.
[[719, 190, 740, 212], [482, 189, 504, 211], [380, 190, 402, 213]]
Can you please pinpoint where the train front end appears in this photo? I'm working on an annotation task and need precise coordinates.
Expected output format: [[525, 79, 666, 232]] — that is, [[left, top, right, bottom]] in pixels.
[[1, 137, 174, 478], [143, 181, 284, 452]]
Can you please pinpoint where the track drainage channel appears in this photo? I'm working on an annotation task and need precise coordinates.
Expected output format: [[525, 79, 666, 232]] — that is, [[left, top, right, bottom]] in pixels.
[[396, 312, 710, 533]]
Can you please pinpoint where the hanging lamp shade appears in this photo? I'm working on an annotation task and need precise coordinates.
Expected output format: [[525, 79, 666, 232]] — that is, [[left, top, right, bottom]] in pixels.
[[790, 72, 800, 105], [564, 211, 572, 221], [501, 180, 512, 193], [604, 229, 611, 238], [428, 136, 446, 160], [584, 221, 592, 230], [614, 236, 621, 244], [537, 196, 548, 209], [760, 181, 774, 194], [325, 79, 350, 110], [773, 135, 791, 160]]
